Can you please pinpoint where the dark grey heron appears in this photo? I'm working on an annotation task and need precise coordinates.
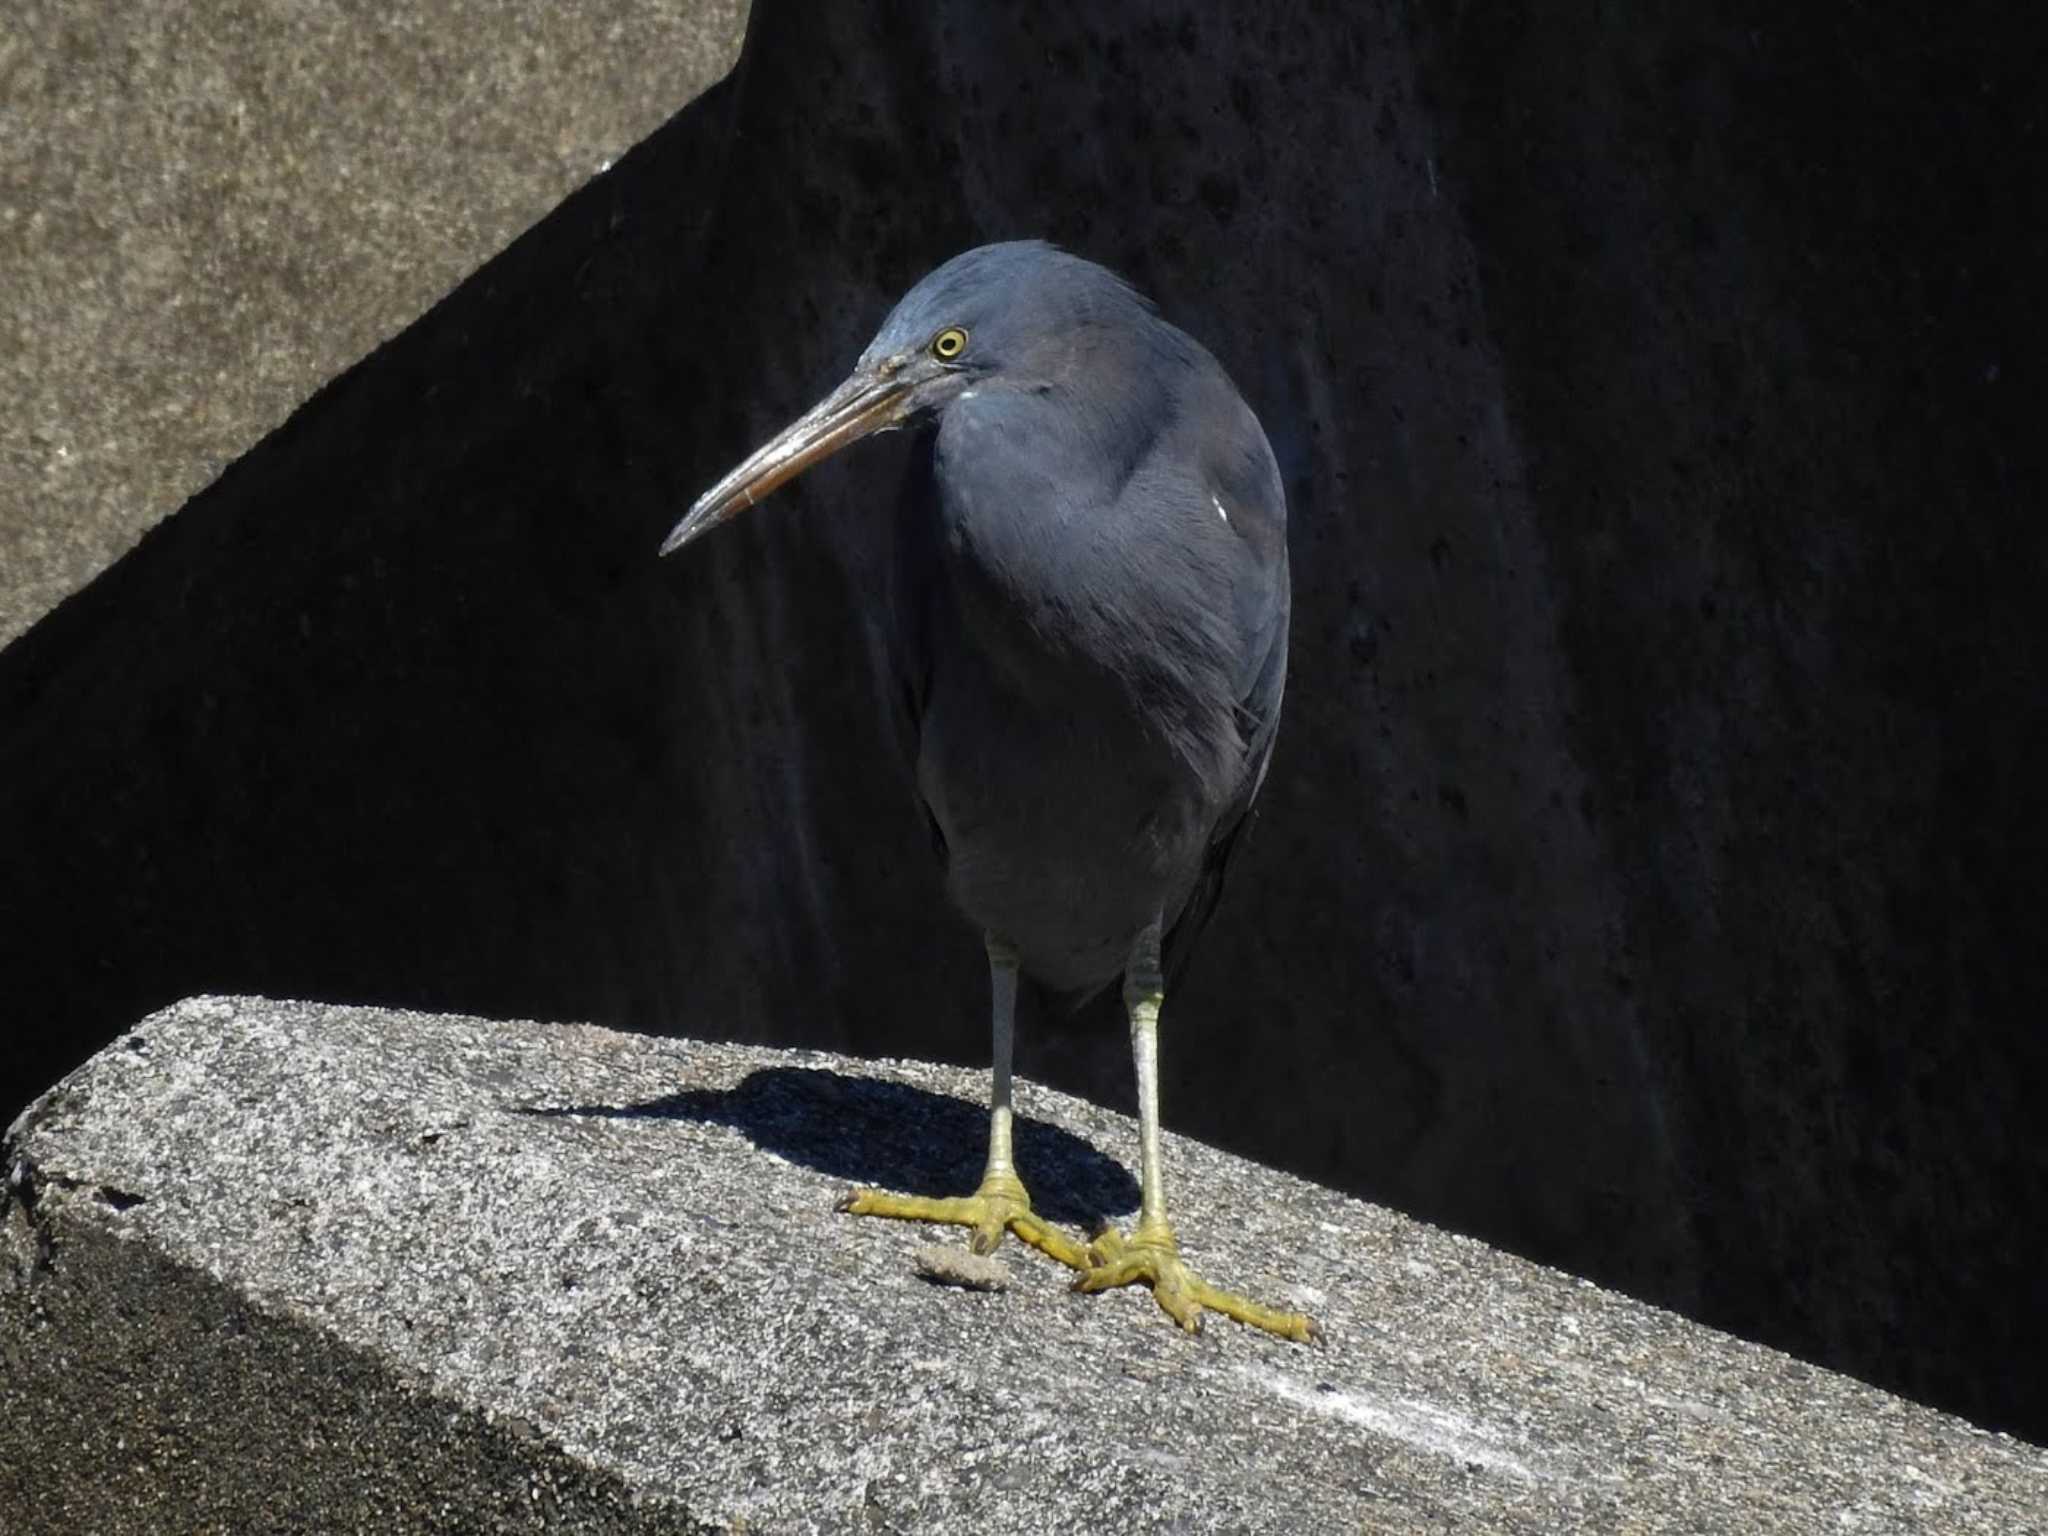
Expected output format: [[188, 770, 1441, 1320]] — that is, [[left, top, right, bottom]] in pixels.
[[661, 241, 1310, 1342]]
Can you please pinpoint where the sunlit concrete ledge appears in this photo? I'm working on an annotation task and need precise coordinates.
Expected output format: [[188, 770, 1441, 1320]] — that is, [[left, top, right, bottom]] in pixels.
[[4, 997, 2042, 1532]]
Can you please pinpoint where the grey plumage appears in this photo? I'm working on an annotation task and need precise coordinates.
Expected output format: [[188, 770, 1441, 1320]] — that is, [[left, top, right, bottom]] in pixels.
[[871, 243, 1289, 991]]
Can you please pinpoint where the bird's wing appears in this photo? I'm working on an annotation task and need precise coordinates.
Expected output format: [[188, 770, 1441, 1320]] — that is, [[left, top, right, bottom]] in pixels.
[[1163, 441, 1291, 989]]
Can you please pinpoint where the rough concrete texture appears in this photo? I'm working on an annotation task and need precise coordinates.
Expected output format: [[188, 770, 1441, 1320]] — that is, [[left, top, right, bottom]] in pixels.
[[3, 2, 2044, 1442], [6, 997, 2043, 1534], [0, 0, 748, 648]]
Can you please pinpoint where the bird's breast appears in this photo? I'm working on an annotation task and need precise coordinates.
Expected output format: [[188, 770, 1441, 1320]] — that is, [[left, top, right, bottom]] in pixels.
[[914, 629, 1211, 990]]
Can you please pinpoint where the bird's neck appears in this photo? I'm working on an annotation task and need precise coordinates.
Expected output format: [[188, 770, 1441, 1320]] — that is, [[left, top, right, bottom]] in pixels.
[[930, 386, 1137, 661]]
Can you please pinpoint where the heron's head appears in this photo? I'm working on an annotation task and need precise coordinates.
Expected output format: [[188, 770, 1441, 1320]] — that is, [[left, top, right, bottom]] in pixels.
[[660, 241, 1150, 555]]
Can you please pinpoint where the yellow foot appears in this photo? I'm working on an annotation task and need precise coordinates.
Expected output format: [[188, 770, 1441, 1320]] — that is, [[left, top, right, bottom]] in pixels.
[[838, 1169, 1092, 1271], [1073, 1221, 1320, 1343]]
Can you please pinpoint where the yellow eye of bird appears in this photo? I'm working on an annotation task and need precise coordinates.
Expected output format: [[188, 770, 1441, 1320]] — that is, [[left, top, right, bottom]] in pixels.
[[931, 326, 968, 360]]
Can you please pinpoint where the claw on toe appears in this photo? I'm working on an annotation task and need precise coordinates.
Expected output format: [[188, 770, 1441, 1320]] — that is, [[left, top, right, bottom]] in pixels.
[[1072, 1221, 1320, 1344]]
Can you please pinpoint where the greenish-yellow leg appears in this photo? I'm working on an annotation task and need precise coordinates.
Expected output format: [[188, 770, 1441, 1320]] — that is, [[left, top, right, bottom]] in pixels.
[[1070, 920, 1321, 1344], [839, 935, 1092, 1273]]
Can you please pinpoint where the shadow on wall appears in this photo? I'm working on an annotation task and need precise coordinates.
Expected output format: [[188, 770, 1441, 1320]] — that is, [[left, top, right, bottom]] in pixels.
[[2, 2, 2043, 1441]]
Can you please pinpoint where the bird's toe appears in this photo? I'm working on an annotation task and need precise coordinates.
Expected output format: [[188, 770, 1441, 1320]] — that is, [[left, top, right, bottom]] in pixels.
[[837, 1176, 1092, 1272], [1072, 1220, 1315, 1343]]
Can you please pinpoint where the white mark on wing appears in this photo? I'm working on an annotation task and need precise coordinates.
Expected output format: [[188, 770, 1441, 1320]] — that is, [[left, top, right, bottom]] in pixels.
[[1212, 494, 1230, 525]]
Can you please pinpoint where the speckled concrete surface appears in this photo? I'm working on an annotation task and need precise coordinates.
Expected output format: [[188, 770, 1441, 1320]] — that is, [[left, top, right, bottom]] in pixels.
[[5, 998, 2042, 1532], [0, 1, 747, 648]]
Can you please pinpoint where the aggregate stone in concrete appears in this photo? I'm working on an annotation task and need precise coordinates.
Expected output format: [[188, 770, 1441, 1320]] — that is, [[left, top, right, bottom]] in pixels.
[[4, 997, 2043, 1533]]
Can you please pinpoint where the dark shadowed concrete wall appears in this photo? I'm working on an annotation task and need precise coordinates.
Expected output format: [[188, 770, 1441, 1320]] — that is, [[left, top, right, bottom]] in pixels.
[[3, 3, 2042, 1437]]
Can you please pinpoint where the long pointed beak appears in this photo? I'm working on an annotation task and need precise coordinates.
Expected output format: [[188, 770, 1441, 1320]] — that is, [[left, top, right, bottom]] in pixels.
[[659, 366, 915, 556]]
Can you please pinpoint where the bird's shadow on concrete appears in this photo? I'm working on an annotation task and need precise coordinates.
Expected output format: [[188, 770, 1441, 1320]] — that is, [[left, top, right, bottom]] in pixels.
[[519, 1065, 1140, 1230]]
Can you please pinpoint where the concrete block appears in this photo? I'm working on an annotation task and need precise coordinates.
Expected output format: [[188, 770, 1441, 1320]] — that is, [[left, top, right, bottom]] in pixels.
[[5, 997, 2041, 1532], [0, 0, 747, 647]]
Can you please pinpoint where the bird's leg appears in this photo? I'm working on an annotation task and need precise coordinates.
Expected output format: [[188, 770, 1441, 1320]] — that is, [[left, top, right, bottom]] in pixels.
[[838, 934, 1091, 1270], [1072, 920, 1319, 1342]]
